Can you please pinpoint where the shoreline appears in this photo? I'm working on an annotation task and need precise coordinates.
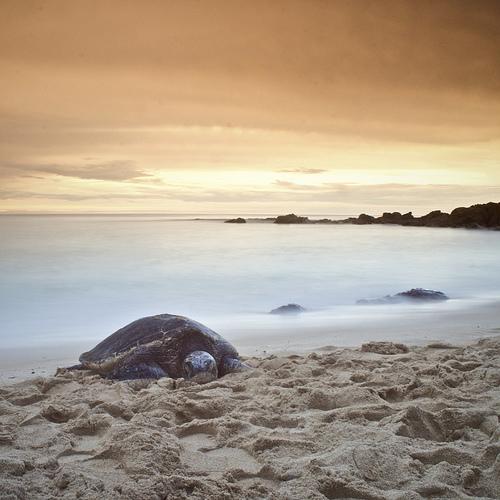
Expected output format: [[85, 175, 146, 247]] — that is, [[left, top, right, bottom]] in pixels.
[[2, 298, 499, 384], [1, 336, 499, 499]]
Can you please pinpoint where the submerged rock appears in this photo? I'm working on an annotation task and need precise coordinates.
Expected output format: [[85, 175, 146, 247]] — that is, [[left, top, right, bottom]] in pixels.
[[397, 289, 449, 301], [224, 217, 246, 224], [357, 288, 449, 305], [270, 303, 306, 315]]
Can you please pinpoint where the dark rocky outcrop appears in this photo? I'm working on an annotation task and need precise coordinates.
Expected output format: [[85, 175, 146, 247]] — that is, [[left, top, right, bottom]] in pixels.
[[378, 212, 413, 225], [357, 288, 449, 305], [352, 213, 376, 225], [270, 303, 306, 314], [344, 202, 500, 229], [224, 217, 246, 224], [448, 203, 500, 228], [274, 214, 310, 224], [416, 210, 450, 227], [227, 202, 500, 230], [397, 289, 449, 301]]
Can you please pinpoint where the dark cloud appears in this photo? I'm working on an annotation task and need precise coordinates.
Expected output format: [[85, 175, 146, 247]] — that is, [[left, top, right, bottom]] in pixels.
[[2, 0, 500, 97], [1, 0, 500, 146]]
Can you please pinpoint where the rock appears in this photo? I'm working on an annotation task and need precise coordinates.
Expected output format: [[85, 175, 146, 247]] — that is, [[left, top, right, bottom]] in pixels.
[[352, 213, 375, 225], [361, 342, 409, 355], [270, 303, 306, 315], [357, 288, 449, 305], [337, 202, 500, 230], [418, 210, 450, 227], [224, 217, 246, 224], [378, 211, 415, 225], [245, 202, 500, 230], [448, 202, 500, 229], [397, 289, 449, 301], [274, 214, 310, 224]]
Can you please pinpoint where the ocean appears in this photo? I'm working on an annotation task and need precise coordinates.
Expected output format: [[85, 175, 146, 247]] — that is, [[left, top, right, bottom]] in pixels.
[[1, 214, 499, 361]]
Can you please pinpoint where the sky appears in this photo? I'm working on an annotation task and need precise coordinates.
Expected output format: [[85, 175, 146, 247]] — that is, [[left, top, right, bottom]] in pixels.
[[1, 0, 499, 215]]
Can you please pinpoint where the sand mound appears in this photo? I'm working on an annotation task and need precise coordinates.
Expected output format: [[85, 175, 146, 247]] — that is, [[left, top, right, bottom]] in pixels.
[[361, 341, 409, 355], [1, 337, 499, 499]]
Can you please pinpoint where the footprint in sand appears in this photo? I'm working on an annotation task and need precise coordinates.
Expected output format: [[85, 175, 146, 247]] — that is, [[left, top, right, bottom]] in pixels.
[[179, 432, 261, 478], [57, 450, 95, 464]]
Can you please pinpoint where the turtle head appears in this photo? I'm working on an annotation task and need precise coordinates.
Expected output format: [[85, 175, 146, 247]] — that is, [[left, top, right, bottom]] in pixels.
[[182, 351, 218, 383]]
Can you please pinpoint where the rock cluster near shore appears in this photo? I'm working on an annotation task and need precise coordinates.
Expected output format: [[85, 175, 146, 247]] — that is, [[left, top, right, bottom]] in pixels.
[[1, 337, 499, 499], [253, 202, 500, 229], [342, 202, 500, 229]]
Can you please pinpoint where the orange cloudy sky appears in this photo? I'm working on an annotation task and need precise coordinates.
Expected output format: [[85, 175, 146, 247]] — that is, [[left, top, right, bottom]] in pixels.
[[1, 0, 499, 214]]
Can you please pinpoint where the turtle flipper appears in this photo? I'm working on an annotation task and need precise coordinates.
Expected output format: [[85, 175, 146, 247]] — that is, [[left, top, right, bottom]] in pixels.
[[56, 363, 86, 376], [64, 363, 86, 371], [110, 361, 167, 380], [221, 357, 251, 375]]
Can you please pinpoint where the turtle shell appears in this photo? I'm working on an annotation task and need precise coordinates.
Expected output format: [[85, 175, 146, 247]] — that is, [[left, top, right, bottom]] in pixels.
[[79, 314, 239, 379]]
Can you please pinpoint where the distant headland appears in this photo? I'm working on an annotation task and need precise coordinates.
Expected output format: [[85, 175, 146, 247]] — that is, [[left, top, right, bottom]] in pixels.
[[226, 202, 500, 230]]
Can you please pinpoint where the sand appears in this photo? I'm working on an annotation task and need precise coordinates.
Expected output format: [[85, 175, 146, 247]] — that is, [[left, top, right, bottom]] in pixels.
[[1, 337, 499, 499]]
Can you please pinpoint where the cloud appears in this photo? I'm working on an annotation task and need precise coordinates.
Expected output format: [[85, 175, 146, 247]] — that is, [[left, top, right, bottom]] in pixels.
[[273, 179, 323, 190], [277, 168, 327, 174], [3, 182, 498, 215], [0, 160, 150, 181], [0, 190, 147, 201]]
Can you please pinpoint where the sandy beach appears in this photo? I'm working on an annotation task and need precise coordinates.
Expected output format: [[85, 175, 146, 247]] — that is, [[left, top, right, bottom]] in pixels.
[[3, 0, 500, 497], [1, 336, 499, 499]]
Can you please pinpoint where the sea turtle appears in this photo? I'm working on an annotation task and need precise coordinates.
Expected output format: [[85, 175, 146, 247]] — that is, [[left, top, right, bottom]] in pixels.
[[68, 314, 248, 383]]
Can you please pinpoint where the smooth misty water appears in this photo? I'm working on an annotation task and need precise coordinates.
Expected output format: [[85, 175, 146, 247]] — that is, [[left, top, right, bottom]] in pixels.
[[1, 215, 500, 354]]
